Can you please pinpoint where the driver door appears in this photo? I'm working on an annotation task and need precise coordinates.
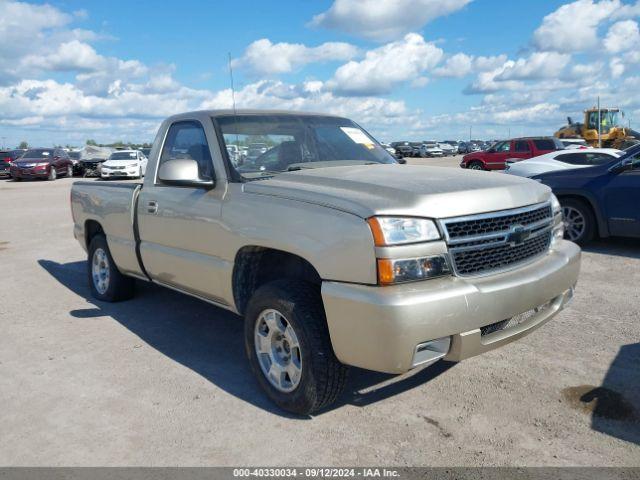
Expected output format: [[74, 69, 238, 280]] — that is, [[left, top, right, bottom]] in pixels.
[[485, 141, 512, 170], [603, 155, 640, 237], [137, 120, 228, 304]]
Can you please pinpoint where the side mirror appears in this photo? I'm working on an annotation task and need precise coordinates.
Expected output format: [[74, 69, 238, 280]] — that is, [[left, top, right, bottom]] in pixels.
[[158, 159, 214, 188], [610, 158, 633, 174]]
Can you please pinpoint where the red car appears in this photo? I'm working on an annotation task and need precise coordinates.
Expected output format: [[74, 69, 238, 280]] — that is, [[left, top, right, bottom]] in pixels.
[[10, 148, 74, 181], [460, 137, 564, 171]]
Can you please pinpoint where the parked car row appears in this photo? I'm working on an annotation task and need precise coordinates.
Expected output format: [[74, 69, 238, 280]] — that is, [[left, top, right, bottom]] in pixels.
[[0, 147, 149, 181], [390, 140, 462, 158]]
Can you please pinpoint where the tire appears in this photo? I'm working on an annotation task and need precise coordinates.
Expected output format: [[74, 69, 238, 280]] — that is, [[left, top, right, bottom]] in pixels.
[[13, 177, 21, 182], [87, 234, 135, 302], [560, 198, 595, 245], [48, 167, 57, 181], [66, 165, 73, 177], [244, 279, 348, 415], [468, 161, 485, 171]]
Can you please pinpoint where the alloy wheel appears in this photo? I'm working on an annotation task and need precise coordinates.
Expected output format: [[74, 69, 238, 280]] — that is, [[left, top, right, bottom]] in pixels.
[[254, 309, 302, 393], [92, 247, 110, 294], [562, 206, 586, 241]]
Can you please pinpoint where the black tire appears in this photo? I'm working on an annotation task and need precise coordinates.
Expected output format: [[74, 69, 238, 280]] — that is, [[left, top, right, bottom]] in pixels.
[[13, 177, 21, 182], [468, 161, 485, 171], [560, 198, 595, 245], [87, 234, 135, 302], [244, 279, 348, 415], [48, 167, 57, 181], [66, 165, 73, 177]]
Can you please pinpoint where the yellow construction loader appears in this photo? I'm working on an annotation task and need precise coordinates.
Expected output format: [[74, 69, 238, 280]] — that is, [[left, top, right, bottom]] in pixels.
[[555, 107, 639, 149]]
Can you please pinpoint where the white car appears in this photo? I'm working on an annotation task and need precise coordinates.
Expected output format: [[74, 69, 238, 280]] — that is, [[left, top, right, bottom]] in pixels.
[[504, 148, 622, 177], [101, 150, 148, 179], [380, 143, 397, 156], [419, 142, 444, 157], [560, 138, 590, 149], [437, 142, 457, 156]]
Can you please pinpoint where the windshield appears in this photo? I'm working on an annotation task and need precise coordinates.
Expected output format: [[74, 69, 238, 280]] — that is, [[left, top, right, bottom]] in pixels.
[[587, 110, 620, 130], [216, 114, 396, 179], [109, 152, 137, 160], [22, 149, 54, 159]]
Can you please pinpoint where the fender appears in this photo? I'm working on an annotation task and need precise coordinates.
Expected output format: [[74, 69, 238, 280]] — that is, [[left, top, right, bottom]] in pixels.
[[554, 188, 609, 237]]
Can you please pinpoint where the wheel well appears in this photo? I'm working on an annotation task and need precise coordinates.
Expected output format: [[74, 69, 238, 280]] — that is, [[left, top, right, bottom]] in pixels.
[[84, 220, 104, 249], [232, 246, 321, 315], [556, 194, 605, 237]]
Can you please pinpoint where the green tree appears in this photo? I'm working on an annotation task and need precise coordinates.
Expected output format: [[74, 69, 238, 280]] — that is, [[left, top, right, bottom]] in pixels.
[[18, 141, 28, 149], [86, 139, 98, 146]]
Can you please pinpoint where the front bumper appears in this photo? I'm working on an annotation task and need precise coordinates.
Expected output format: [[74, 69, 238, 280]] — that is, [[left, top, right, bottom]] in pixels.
[[321, 240, 580, 374], [101, 169, 139, 178], [10, 168, 48, 178]]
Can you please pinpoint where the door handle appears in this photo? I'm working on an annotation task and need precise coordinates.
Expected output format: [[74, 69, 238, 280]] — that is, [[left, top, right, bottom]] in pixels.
[[147, 200, 158, 214]]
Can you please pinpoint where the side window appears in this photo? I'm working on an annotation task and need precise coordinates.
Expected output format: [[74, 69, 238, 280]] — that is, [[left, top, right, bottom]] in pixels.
[[159, 121, 214, 182], [555, 153, 581, 165], [497, 142, 511, 152], [514, 141, 530, 152]]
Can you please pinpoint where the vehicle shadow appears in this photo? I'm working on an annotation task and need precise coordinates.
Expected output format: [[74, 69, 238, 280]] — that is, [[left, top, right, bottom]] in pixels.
[[582, 237, 640, 259], [589, 343, 640, 445], [38, 259, 453, 418], [562, 343, 640, 445]]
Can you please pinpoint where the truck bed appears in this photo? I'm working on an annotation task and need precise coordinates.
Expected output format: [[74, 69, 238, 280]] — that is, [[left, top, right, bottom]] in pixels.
[[71, 180, 145, 279]]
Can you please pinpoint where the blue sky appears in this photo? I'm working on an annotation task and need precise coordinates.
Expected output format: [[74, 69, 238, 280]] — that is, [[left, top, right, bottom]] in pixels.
[[1, 0, 639, 147]]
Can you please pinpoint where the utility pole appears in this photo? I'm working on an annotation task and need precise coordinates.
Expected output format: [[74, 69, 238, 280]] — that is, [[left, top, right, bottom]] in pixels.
[[508, 127, 511, 139], [469, 126, 472, 142], [597, 96, 602, 148]]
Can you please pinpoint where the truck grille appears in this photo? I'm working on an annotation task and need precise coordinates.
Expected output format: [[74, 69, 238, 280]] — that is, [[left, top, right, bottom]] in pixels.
[[440, 203, 554, 277]]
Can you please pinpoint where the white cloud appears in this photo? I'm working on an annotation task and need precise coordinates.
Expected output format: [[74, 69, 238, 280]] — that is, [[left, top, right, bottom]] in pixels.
[[605, 20, 640, 52], [309, 0, 472, 41], [21, 40, 107, 72], [434, 53, 507, 78], [199, 80, 415, 130], [610, 57, 626, 77], [532, 0, 620, 53], [327, 33, 443, 95], [232, 38, 358, 75], [496, 52, 571, 80]]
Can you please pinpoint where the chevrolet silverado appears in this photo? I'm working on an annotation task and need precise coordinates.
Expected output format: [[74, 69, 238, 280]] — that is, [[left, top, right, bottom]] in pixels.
[[71, 110, 581, 414]]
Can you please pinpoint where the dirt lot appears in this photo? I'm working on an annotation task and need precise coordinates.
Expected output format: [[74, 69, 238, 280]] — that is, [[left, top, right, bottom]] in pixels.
[[0, 157, 638, 466]]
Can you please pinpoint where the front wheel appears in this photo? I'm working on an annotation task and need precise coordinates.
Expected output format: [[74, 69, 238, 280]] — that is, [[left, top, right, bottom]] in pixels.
[[87, 234, 135, 302], [468, 161, 485, 170], [561, 198, 595, 244], [66, 165, 73, 177], [244, 280, 348, 415], [48, 167, 57, 181]]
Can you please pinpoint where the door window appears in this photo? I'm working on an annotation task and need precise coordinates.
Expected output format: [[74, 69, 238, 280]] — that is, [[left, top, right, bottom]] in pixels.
[[159, 121, 214, 182], [514, 141, 530, 153]]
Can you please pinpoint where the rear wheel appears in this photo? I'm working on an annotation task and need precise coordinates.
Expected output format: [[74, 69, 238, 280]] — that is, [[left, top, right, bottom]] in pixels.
[[244, 280, 348, 415], [560, 198, 595, 244], [48, 167, 57, 181], [87, 234, 135, 302], [468, 161, 485, 170]]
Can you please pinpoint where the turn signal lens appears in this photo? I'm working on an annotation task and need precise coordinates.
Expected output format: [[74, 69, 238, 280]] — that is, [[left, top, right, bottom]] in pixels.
[[377, 255, 450, 285]]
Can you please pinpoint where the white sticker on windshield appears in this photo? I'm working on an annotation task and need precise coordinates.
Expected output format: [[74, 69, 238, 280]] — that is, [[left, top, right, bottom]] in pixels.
[[340, 127, 374, 148], [42, 152, 50, 156], [129, 153, 136, 158]]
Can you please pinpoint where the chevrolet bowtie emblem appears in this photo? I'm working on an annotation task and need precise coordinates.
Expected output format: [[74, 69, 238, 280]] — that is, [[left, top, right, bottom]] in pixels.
[[507, 225, 530, 246]]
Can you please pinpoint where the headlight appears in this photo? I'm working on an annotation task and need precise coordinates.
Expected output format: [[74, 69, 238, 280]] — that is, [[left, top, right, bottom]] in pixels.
[[550, 194, 564, 246], [377, 255, 450, 285], [36, 162, 49, 167], [128, 163, 139, 167], [367, 217, 440, 246], [551, 194, 561, 216]]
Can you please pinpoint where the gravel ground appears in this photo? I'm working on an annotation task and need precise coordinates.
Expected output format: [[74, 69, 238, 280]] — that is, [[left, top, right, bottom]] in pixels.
[[0, 159, 638, 466]]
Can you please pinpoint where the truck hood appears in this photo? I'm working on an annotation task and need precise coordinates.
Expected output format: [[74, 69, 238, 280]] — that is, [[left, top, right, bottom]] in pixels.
[[243, 164, 551, 219]]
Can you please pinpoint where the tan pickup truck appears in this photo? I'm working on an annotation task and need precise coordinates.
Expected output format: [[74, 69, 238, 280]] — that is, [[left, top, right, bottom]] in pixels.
[[71, 110, 580, 414]]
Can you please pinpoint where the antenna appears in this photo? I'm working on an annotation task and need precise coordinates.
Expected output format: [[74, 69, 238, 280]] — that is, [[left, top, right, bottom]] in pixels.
[[227, 52, 241, 165], [228, 52, 237, 114]]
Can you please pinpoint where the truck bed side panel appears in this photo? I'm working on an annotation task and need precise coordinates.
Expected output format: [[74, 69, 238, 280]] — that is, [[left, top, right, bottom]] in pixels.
[[71, 181, 145, 278]]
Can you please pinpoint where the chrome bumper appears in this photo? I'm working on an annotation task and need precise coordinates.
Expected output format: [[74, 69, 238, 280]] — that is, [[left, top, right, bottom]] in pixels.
[[321, 240, 580, 374]]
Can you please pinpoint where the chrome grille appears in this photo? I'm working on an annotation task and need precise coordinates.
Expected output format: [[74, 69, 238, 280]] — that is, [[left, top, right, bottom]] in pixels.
[[440, 203, 554, 277]]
